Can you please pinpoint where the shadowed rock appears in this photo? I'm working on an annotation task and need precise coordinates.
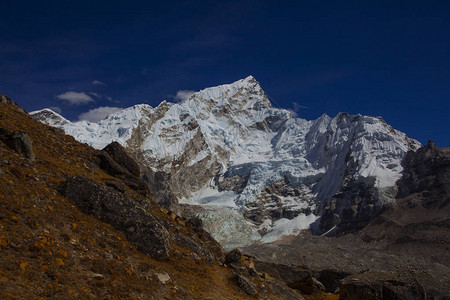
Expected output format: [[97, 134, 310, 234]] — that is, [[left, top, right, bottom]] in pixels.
[[102, 141, 140, 176], [225, 248, 242, 265], [0, 94, 27, 114], [60, 176, 170, 260], [339, 270, 428, 300], [0, 129, 35, 161], [96, 145, 150, 197], [254, 261, 324, 295], [235, 273, 257, 295]]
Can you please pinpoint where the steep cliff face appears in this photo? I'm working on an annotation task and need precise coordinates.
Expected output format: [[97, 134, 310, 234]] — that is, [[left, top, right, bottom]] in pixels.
[[31, 76, 421, 247]]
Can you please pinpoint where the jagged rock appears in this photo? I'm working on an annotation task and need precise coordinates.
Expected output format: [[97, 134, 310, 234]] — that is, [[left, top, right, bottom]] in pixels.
[[60, 176, 170, 260], [0, 94, 27, 114], [225, 248, 242, 265], [173, 233, 214, 261], [229, 263, 248, 273], [186, 216, 203, 232], [102, 141, 140, 176], [104, 179, 127, 193], [30, 108, 69, 128], [315, 268, 352, 293], [319, 179, 386, 234], [397, 140, 450, 205], [142, 170, 178, 209], [217, 173, 249, 193], [254, 261, 324, 294], [0, 129, 35, 161], [339, 270, 429, 300], [235, 273, 257, 295], [248, 267, 260, 278], [96, 150, 150, 197]]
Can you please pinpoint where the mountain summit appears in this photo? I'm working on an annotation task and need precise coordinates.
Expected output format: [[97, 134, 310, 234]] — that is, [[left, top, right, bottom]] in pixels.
[[31, 77, 421, 248]]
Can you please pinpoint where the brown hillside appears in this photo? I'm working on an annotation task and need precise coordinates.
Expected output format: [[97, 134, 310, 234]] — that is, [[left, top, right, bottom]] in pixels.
[[0, 98, 302, 299]]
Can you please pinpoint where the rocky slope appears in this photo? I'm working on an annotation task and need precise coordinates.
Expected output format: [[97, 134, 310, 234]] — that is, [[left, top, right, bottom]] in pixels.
[[31, 76, 421, 248], [0, 96, 307, 299], [243, 141, 450, 299]]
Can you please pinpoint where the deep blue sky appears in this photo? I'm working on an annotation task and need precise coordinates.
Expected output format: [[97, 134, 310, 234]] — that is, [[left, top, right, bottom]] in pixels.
[[1, 1, 449, 146]]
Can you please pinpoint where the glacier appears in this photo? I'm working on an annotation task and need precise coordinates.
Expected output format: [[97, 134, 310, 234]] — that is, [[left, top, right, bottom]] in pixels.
[[31, 76, 421, 249]]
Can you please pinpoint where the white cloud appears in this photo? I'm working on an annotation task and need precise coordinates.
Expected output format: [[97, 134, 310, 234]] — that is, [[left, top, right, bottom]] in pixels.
[[78, 106, 122, 122], [288, 102, 308, 118], [92, 80, 106, 86], [49, 106, 62, 114], [287, 109, 298, 118], [56, 91, 94, 105], [292, 102, 308, 111], [88, 92, 101, 98], [173, 90, 196, 103]]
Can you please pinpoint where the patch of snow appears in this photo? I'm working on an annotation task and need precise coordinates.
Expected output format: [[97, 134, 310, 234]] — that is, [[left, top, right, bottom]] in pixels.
[[260, 214, 319, 243]]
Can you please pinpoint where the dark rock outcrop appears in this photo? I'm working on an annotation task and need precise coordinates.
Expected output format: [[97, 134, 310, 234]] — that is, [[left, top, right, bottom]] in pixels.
[[142, 169, 179, 210], [102, 141, 140, 176], [254, 261, 325, 294], [397, 140, 450, 206], [339, 270, 430, 300], [235, 273, 257, 295], [225, 248, 242, 265], [0, 129, 35, 161], [96, 143, 150, 197], [0, 94, 27, 114], [315, 268, 352, 293], [60, 175, 170, 260], [319, 180, 383, 235]]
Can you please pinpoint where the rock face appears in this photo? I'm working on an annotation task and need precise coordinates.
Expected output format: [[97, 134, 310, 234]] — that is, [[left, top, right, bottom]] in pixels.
[[244, 142, 450, 299], [0, 94, 27, 114], [31, 76, 421, 247], [102, 141, 140, 177], [0, 129, 35, 161], [96, 142, 149, 197], [397, 140, 449, 205], [60, 175, 171, 260], [30, 108, 69, 127], [235, 273, 258, 295], [339, 270, 429, 300], [254, 261, 325, 295]]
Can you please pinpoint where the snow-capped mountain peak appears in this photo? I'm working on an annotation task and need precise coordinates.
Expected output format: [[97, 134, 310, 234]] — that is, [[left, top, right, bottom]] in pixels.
[[30, 108, 70, 126], [31, 76, 421, 249]]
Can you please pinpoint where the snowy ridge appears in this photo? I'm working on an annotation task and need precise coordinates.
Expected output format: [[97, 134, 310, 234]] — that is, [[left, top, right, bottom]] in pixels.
[[31, 76, 421, 248]]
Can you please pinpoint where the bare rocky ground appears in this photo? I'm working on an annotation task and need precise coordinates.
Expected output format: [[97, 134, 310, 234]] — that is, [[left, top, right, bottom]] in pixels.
[[244, 141, 450, 299]]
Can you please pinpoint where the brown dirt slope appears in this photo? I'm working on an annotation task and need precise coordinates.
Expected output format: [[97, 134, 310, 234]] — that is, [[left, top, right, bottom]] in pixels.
[[0, 97, 301, 299]]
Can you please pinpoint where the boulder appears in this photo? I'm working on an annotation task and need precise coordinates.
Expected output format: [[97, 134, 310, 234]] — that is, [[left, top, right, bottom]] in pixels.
[[339, 270, 427, 300], [316, 268, 352, 293], [225, 248, 242, 265], [235, 273, 257, 295], [96, 150, 150, 197], [254, 261, 324, 294], [0, 129, 35, 161], [0, 94, 27, 113], [60, 176, 170, 260], [102, 142, 140, 176]]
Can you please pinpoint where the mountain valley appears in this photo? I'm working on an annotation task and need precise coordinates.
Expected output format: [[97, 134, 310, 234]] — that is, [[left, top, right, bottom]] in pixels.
[[1, 76, 448, 299]]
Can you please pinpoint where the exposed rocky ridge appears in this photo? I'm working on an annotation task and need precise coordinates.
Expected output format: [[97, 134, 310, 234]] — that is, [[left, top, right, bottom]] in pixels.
[[31, 77, 421, 248], [243, 142, 450, 299], [1, 97, 307, 299]]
